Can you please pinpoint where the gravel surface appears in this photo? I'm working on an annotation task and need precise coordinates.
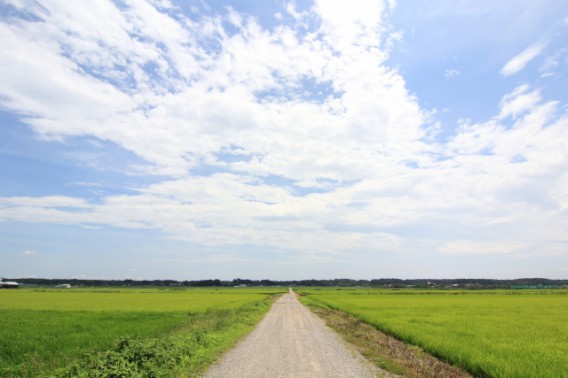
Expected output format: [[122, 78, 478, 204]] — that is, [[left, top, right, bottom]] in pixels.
[[203, 290, 387, 378]]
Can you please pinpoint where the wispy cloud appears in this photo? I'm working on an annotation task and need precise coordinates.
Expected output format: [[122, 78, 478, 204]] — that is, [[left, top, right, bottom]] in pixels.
[[501, 41, 547, 76], [498, 84, 541, 120], [439, 241, 522, 255], [445, 69, 459, 79], [1, 197, 91, 209], [23, 250, 37, 256]]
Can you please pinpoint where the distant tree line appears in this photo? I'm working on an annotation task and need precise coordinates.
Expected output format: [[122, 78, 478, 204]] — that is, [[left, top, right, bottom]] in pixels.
[[7, 277, 568, 289]]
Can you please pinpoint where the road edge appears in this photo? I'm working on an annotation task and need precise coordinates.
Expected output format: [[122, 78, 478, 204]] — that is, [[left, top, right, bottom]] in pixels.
[[299, 295, 472, 378]]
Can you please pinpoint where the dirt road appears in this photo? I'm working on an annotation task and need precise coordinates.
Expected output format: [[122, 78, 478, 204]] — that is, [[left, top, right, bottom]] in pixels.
[[203, 290, 386, 378]]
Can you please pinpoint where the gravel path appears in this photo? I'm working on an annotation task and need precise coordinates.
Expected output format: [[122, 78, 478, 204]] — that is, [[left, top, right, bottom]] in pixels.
[[203, 290, 385, 378]]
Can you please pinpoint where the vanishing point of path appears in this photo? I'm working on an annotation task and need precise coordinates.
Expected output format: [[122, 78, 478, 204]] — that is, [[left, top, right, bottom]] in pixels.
[[204, 290, 389, 378]]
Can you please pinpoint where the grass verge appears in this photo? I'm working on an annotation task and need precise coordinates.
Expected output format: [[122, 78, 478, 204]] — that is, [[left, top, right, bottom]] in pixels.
[[302, 297, 471, 378]]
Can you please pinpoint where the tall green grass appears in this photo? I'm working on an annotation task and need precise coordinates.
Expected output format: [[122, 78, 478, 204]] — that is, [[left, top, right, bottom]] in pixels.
[[0, 288, 282, 377], [300, 289, 568, 378], [0, 310, 188, 376]]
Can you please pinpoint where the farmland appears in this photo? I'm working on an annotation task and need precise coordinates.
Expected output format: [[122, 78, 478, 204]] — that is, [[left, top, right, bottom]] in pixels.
[[299, 288, 568, 378], [0, 287, 284, 377]]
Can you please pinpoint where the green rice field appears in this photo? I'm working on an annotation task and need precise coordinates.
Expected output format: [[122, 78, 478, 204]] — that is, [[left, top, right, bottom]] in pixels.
[[300, 288, 568, 378], [0, 287, 284, 377]]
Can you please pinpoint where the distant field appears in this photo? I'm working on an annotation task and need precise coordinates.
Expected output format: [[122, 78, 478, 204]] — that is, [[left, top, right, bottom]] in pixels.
[[0, 287, 283, 377], [0, 287, 274, 312], [300, 288, 568, 378]]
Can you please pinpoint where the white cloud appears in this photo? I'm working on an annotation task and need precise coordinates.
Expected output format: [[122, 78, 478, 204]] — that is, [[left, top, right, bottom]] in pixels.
[[23, 250, 37, 256], [501, 41, 547, 76], [498, 84, 542, 120], [0, 0, 428, 180], [445, 69, 460, 78], [0, 196, 91, 209], [315, 0, 386, 50], [0, 1, 567, 266], [439, 241, 521, 255], [539, 46, 568, 78]]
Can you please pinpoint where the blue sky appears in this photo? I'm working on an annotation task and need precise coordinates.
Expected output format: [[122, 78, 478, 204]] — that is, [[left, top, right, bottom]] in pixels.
[[1, 0, 567, 280]]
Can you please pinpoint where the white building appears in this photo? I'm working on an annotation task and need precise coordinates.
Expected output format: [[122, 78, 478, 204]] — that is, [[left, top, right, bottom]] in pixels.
[[0, 278, 20, 289]]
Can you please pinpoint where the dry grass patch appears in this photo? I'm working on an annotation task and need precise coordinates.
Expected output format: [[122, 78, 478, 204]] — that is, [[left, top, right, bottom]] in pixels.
[[308, 305, 472, 378]]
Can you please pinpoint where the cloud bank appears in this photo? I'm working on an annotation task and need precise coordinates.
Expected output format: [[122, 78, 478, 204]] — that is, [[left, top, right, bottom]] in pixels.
[[1, 0, 567, 277]]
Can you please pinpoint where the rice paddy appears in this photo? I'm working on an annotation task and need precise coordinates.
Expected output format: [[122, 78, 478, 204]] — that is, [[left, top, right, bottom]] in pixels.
[[0, 287, 283, 377], [300, 288, 568, 378]]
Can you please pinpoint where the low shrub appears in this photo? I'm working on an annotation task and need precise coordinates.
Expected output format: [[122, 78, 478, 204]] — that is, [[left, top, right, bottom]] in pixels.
[[52, 299, 274, 378]]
